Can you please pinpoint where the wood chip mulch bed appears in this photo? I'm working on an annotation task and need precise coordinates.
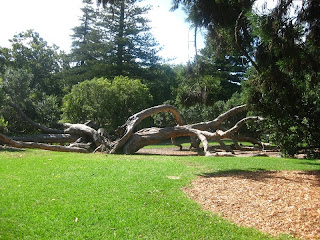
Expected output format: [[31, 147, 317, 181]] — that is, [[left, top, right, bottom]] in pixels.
[[184, 170, 320, 239]]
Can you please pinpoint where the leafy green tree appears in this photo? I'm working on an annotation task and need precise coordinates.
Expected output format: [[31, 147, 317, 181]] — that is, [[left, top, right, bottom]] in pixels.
[[244, 1, 320, 156], [139, 64, 179, 105], [62, 76, 152, 132], [175, 36, 248, 107], [0, 31, 64, 133], [174, 0, 320, 156], [0, 47, 10, 74], [5, 30, 63, 96]]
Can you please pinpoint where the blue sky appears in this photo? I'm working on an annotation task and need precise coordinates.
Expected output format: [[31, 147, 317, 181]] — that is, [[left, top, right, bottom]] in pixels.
[[0, 0, 205, 64]]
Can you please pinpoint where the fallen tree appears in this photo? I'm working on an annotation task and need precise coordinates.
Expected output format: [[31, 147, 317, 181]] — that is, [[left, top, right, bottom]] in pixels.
[[0, 103, 267, 155]]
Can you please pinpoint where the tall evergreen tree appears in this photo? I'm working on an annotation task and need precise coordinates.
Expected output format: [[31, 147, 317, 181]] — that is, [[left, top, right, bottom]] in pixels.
[[70, 0, 101, 67], [97, 0, 160, 75], [67, 0, 160, 82]]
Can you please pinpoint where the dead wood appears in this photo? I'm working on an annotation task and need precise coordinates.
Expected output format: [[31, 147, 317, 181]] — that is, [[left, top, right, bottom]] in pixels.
[[110, 104, 184, 154], [12, 134, 79, 143], [0, 133, 88, 153], [189, 104, 247, 130], [122, 116, 264, 155], [4, 103, 266, 155], [115, 105, 264, 155], [6, 103, 110, 152]]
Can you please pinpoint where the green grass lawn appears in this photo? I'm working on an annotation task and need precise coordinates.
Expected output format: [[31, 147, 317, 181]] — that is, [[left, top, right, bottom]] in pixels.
[[0, 149, 319, 239]]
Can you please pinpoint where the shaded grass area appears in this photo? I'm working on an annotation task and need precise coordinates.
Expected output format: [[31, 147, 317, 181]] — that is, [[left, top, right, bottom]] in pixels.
[[0, 149, 319, 239]]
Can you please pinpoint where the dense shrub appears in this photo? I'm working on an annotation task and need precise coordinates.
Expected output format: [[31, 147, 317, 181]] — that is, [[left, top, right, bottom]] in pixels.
[[62, 76, 152, 133]]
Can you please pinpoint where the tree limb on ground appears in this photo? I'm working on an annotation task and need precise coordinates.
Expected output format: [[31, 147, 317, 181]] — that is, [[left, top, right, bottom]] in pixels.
[[0, 133, 88, 153], [2, 103, 266, 156]]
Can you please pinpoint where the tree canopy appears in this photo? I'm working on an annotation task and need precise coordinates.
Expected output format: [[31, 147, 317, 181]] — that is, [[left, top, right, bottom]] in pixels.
[[175, 0, 320, 157]]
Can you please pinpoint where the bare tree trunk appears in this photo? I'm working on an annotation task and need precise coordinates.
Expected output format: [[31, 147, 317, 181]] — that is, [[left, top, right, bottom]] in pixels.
[[8, 102, 110, 152]]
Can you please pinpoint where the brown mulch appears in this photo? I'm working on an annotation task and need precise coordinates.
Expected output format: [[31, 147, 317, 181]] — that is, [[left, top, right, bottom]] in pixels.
[[184, 171, 320, 240], [137, 147, 199, 156]]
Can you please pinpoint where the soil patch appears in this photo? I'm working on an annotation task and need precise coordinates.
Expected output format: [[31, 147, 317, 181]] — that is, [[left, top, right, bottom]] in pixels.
[[137, 147, 281, 157], [184, 170, 320, 239]]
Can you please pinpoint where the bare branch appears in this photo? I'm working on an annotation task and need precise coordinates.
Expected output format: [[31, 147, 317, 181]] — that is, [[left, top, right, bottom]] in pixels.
[[0, 133, 88, 153], [110, 105, 183, 154], [12, 134, 79, 143], [190, 104, 247, 130]]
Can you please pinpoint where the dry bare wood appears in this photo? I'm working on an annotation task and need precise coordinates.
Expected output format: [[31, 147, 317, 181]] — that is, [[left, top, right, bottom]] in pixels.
[[3, 103, 265, 155], [110, 104, 184, 153], [12, 134, 78, 143], [0, 133, 88, 153], [121, 116, 264, 155]]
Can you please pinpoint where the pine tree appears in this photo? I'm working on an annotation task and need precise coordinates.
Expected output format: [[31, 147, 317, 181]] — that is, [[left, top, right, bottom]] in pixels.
[[70, 0, 102, 67], [67, 0, 160, 81], [97, 0, 160, 75]]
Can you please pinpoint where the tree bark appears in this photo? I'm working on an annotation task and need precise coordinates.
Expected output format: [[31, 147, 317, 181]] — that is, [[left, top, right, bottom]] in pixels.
[[12, 134, 79, 143], [189, 104, 247, 130], [122, 116, 264, 155], [4, 103, 266, 156], [0, 133, 88, 153], [8, 103, 110, 151], [110, 104, 184, 153]]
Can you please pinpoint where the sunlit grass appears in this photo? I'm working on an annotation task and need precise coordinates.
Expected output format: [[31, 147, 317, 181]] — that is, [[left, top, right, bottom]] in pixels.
[[0, 149, 318, 239]]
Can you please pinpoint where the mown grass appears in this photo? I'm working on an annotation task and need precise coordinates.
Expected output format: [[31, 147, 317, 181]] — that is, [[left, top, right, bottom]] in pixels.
[[0, 149, 319, 239]]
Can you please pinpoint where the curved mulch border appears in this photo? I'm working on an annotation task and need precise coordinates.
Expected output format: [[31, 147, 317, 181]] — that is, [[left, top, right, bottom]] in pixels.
[[183, 171, 320, 240]]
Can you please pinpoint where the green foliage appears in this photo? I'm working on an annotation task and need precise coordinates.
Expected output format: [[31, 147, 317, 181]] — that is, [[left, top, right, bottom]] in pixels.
[[65, 0, 160, 86], [6, 30, 63, 96], [175, 35, 248, 108], [1, 67, 33, 105], [243, 1, 320, 157], [140, 64, 179, 105], [177, 0, 320, 156], [0, 116, 8, 133], [1, 149, 318, 239], [62, 76, 152, 132], [33, 94, 61, 127], [0, 30, 64, 134], [0, 67, 61, 133]]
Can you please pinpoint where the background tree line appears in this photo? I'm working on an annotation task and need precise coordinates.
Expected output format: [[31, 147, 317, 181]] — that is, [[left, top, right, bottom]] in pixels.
[[1, 0, 319, 157]]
